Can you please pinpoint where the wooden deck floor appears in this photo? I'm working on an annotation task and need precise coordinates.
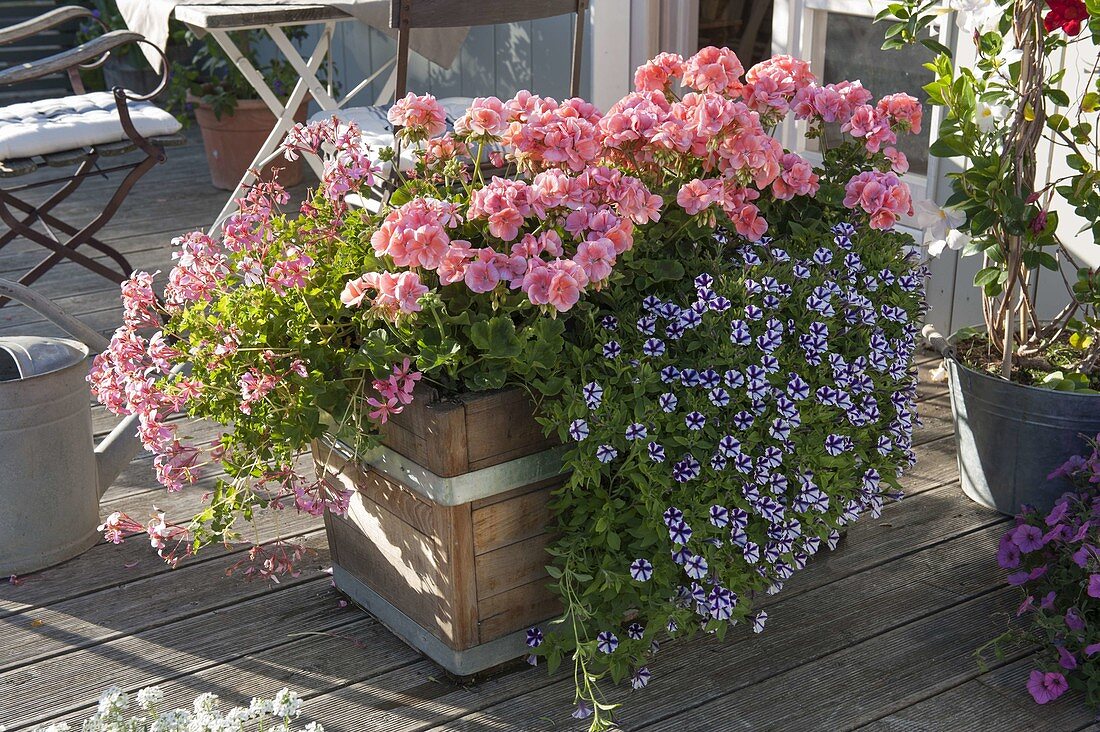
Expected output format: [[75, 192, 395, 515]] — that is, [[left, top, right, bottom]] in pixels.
[[1, 136, 1094, 731]]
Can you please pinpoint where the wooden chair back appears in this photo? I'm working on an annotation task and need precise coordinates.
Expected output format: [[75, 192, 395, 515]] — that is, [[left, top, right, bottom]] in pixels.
[[389, 0, 589, 100]]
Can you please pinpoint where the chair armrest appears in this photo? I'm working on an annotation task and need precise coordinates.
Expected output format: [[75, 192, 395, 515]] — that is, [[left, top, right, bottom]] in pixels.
[[0, 6, 93, 46], [0, 30, 144, 87]]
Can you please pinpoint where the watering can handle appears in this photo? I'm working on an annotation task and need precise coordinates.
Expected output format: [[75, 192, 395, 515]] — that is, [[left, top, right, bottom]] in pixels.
[[921, 324, 955, 359], [0, 278, 110, 353]]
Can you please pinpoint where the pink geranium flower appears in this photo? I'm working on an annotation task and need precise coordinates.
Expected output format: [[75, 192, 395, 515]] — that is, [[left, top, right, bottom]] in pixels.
[[633, 52, 685, 92], [682, 46, 745, 96], [454, 96, 508, 139], [387, 92, 447, 140]]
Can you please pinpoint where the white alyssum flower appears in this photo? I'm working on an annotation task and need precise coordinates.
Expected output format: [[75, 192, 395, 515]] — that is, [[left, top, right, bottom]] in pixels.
[[137, 686, 165, 711], [149, 709, 192, 732], [303, 723, 325, 732], [949, 0, 1002, 34], [96, 687, 129, 717], [975, 100, 1010, 132], [193, 692, 219, 715], [271, 688, 303, 718], [911, 199, 970, 257]]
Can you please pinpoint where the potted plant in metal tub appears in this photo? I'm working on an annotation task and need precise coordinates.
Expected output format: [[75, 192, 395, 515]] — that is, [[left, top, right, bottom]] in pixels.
[[882, 0, 1100, 513]]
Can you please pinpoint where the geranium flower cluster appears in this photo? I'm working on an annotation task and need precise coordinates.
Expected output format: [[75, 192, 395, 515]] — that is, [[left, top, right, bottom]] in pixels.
[[28, 685, 324, 732], [993, 437, 1100, 709], [595, 47, 920, 238], [538, 215, 926, 727]]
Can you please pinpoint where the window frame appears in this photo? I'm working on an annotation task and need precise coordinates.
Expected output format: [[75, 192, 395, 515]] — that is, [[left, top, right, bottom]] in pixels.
[[771, 0, 957, 202]]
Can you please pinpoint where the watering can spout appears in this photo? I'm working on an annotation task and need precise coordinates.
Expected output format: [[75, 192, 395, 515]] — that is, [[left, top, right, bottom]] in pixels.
[[96, 413, 143, 498]]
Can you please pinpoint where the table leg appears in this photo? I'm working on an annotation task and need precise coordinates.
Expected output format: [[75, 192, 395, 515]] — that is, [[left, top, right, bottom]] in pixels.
[[207, 25, 337, 232]]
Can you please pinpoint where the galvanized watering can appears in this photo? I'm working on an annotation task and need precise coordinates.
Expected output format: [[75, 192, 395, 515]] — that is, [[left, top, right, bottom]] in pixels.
[[0, 278, 141, 576]]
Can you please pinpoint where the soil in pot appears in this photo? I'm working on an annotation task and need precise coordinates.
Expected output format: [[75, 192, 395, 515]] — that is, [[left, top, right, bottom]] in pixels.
[[953, 334, 1100, 391], [192, 98, 308, 190]]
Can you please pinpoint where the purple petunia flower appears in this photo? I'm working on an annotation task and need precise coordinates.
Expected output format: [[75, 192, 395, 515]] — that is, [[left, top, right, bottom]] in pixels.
[[1057, 646, 1077, 671], [572, 701, 593, 719], [1066, 607, 1086, 631], [751, 610, 768, 633], [599, 315, 618, 330], [1012, 524, 1046, 553], [596, 630, 618, 654], [663, 507, 684, 526], [1027, 670, 1068, 705], [629, 558, 653, 582], [526, 626, 543, 647], [648, 441, 666, 462], [1089, 574, 1100, 598], [625, 423, 647, 440], [631, 667, 651, 690], [627, 622, 645, 640], [642, 337, 666, 357], [997, 535, 1022, 569], [658, 392, 678, 412], [602, 341, 622, 358]]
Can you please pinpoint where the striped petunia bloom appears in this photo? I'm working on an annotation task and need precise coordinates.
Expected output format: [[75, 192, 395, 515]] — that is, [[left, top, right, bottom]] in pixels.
[[627, 622, 645, 640], [709, 505, 730, 527], [596, 444, 618, 463], [658, 392, 678, 412], [526, 626, 544, 647], [629, 558, 653, 581], [642, 337, 666, 357], [631, 667, 652, 690], [685, 411, 706, 430], [582, 381, 603, 409], [648, 441, 666, 462], [596, 630, 619, 654], [683, 554, 708, 580], [568, 419, 589, 441], [751, 610, 768, 633], [668, 520, 693, 545], [625, 422, 647, 440]]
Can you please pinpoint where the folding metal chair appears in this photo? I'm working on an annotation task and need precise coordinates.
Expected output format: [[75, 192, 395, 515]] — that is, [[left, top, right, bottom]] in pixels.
[[0, 6, 184, 307]]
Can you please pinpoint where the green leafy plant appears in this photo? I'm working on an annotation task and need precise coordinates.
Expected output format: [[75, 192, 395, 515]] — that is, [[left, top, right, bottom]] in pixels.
[[878, 0, 1100, 386]]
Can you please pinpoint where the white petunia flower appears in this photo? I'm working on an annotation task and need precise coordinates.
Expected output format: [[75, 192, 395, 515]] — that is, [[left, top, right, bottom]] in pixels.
[[975, 100, 1010, 132], [193, 692, 219, 714], [271, 689, 302, 719], [949, 0, 1002, 34], [910, 199, 970, 257]]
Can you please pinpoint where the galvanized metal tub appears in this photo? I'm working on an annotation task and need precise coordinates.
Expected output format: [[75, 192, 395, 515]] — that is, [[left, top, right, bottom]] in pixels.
[[941, 351, 1100, 515]]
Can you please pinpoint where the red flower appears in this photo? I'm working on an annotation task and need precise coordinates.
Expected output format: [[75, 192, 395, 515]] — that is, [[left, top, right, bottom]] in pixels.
[[1044, 0, 1088, 35]]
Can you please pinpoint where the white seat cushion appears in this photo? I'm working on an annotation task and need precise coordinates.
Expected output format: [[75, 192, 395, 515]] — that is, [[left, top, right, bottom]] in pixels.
[[0, 92, 182, 161]]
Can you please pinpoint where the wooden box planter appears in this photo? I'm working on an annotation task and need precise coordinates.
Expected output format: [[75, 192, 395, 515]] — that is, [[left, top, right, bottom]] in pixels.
[[313, 388, 566, 675]]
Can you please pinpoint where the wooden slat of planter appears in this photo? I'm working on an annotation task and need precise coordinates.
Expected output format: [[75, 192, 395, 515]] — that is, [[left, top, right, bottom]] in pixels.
[[477, 577, 559, 644], [445, 502, 480, 650], [380, 394, 469, 477], [326, 505, 466, 647], [461, 389, 558, 471], [472, 481, 556, 554], [474, 532, 553, 600]]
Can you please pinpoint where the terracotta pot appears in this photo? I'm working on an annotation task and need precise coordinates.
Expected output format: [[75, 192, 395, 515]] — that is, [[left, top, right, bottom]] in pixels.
[[191, 98, 308, 190]]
